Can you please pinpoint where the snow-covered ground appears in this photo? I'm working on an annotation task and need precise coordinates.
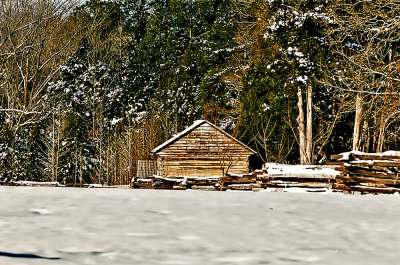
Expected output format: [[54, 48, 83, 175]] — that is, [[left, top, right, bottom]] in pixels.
[[0, 187, 399, 265]]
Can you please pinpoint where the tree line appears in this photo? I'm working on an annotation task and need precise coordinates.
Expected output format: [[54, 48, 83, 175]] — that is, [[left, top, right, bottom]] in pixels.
[[1, 0, 400, 184]]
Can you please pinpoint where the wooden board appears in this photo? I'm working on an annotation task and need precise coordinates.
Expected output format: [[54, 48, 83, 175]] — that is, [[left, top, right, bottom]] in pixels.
[[258, 174, 334, 180], [226, 183, 262, 190], [339, 175, 400, 186], [348, 160, 400, 167], [345, 167, 398, 179], [349, 185, 400, 194], [262, 182, 330, 188]]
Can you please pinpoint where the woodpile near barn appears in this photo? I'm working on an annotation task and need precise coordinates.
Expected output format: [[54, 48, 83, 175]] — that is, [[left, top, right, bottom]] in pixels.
[[329, 151, 400, 194], [131, 164, 340, 192], [256, 164, 339, 192], [220, 172, 261, 191]]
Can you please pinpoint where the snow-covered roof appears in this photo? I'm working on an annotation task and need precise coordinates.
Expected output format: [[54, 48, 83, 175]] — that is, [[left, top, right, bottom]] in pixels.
[[151, 120, 256, 155]]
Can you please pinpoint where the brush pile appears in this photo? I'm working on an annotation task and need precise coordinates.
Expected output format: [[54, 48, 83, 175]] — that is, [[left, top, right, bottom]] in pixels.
[[329, 151, 400, 194]]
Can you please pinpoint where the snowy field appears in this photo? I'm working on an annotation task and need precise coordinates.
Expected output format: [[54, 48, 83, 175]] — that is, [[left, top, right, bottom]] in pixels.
[[0, 187, 399, 265]]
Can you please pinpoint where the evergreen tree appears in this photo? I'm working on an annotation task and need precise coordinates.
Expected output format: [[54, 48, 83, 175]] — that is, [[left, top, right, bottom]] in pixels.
[[125, 0, 239, 134], [238, 0, 337, 163], [46, 41, 119, 184]]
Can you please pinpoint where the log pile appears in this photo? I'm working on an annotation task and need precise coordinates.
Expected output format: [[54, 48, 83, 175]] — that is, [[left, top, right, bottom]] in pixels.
[[221, 166, 338, 192], [131, 177, 154, 189], [131, 176, 221, 190], [132, 173, 262, 191], [131, 164, 340, 192], [220, 172, 260, 191], [153, 176, 184, 189], [257, 164, 339, 192], [132, 174, 255, 191], [329, 151, 400, 194], [185, 177, 220, 191]]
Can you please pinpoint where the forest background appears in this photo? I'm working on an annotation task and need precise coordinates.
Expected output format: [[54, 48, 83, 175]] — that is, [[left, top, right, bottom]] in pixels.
[[1, 0, 400, 185]]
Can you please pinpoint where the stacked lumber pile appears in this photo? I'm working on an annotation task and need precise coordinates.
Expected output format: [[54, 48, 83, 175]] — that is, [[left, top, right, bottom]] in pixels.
[[153, 176, 185, 189], [185, 177, 220, 190], [131, 176, 180, 189], [220, 172, 261, 191], [131, 176, 221, 190], [330, 151, 400, 194], [257, 163, 339, 192], [132, 174, 259, 191], [131, 164, 340, 192], [131, 177, 154, 189], [221, 165, 339, 192]]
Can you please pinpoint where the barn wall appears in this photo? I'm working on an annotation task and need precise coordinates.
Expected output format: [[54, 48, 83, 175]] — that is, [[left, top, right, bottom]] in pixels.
[[155, 123, 252, 177]]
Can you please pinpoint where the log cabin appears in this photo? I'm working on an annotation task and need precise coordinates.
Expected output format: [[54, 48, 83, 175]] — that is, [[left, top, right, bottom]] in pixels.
[[151, 120, 255, 177]]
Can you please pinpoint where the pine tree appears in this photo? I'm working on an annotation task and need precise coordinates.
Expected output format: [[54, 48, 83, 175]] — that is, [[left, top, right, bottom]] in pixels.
[[238, 0, 337, 164], [46, 41, 120, 184], [124, 0, 239, 135]]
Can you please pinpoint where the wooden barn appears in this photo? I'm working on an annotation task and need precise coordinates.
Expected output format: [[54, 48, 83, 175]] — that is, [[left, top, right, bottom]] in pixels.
[[151, 120, 255, 177]]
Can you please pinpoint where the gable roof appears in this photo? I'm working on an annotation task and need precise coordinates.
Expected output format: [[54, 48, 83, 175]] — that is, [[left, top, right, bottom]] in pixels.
[[151, 120, 256, 155]]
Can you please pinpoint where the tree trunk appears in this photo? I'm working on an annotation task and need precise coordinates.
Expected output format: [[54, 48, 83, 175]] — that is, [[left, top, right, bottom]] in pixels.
[[376, 116, 387, 153], [306, 85, 313, 164], [297, 88, 306, 164], [352, 92, 363, 151]]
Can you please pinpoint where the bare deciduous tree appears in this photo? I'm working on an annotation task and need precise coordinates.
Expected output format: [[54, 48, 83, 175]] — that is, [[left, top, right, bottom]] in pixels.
[[0, 0, 81, 134], [325, 0, 400, 152]]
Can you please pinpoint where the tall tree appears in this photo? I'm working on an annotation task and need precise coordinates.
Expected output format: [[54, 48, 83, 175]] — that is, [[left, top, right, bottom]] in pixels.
[[0, 0, 80, 181], [326, 0, 400, 152], [46, 41, 119, 184], [238, 0, 336, 164], [125, 0, 239, 136]]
